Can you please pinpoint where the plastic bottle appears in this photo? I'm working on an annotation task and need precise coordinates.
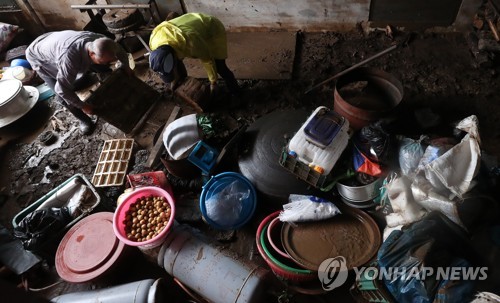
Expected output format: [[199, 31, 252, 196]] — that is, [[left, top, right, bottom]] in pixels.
[[51, 278, 165, 303], [158, 224, 269, 303]]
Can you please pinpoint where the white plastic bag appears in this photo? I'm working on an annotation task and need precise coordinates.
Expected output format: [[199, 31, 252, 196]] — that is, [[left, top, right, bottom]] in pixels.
[[205, 180, 249, 227], [278, 195, 341, 223], [416, 143, 453, 173], [66, 185, 93, 218], [384, 175, 427, 227], [411, 176, 466, 229], [423, 115, 481, 198]]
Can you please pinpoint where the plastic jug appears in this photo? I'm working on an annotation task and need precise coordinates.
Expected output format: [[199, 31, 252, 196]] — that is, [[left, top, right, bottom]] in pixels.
[[288, 106, 350, 175], [158, 224, 269, 303]]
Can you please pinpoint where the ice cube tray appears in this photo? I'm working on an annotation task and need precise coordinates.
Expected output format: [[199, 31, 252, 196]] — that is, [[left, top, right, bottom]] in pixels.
[[92, 139, 134, 187]]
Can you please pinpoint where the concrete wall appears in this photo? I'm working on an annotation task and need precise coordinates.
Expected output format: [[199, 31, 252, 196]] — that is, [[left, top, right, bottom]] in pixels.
[[7, 0, 480, 35], [183, 0, 370, 31], [183, 0, 480, 32], [25, 0, 101, 31]]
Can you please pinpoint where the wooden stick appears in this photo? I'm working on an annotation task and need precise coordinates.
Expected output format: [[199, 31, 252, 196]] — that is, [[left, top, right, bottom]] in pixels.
[[145, 105, 181, 168], [304, 44, 398, 94], [487, 19, 500, 41]]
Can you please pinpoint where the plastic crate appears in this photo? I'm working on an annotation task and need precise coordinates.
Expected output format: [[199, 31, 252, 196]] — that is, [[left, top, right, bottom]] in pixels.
[[279, 150, 328, 188], [350, 265, 395, 303], [92, 139, 134, 187]]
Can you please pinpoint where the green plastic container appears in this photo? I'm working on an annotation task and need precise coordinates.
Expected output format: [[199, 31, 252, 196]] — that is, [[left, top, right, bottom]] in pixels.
[[12, 174, 100, 228], [11, 174, 101, 261]]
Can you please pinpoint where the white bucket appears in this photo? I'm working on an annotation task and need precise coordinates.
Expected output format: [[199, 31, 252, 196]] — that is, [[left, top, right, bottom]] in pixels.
[[51, 278, 165, 303]]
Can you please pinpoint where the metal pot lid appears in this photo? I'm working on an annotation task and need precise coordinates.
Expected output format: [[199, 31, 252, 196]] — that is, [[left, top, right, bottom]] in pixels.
[[56, 212, 126, 283], [281, 206, 381, 270], [0, 79, 22, 106], [237, 109, 318, 203], [0, 85, 39, 128]]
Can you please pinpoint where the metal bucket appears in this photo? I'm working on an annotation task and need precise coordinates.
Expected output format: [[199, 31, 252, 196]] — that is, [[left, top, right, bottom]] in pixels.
[[334, 67, 403, 130]]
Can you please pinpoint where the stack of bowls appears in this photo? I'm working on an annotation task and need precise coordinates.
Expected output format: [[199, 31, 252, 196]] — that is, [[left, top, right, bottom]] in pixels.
[[0, 79, 39, 127], [255, 211, 316, 282]]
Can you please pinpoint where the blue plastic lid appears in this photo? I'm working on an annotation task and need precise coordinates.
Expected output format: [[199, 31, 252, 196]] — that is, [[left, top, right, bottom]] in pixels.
[[11, 58, 32, 69], [304, 108, 345, 148], [200, 172, 257, 230]]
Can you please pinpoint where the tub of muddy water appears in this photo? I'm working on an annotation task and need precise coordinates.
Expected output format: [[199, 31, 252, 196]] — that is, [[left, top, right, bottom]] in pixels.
[[334, 67, 403, 130], [281, 206, 381, 271]]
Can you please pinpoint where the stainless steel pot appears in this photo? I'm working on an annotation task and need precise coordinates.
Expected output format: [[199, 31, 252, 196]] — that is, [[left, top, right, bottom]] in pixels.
[[0, 79, 39, 127], [336, 176, 383, 203]]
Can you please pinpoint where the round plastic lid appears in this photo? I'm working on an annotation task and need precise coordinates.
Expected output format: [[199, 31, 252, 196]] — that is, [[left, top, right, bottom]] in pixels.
[[0, 79, 22, 106], [56, 212, 126, 283]]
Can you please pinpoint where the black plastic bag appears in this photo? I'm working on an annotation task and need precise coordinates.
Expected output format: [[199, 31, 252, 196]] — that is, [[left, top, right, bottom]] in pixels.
[[13, 207, 72, 252], [355, 121, 397, 165]]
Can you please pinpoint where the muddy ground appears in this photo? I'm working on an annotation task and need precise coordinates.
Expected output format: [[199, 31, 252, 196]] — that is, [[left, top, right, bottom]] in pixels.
[[1, 27, 500, 302]]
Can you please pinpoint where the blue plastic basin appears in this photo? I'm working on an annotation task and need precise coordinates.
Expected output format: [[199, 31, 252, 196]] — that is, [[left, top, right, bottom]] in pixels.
[[200, 172, 257, 230]]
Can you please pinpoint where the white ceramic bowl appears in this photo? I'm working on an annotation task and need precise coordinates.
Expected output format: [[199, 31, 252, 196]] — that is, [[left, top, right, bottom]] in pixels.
[[0, 79, 39, 127]]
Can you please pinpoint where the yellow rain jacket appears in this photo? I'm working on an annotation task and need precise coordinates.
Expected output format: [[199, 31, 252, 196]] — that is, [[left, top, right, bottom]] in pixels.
[[149, 13, 228, 83]]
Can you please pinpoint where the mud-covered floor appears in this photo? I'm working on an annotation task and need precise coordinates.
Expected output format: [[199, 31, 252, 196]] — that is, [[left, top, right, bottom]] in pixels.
[[2, 28, 500, 302]]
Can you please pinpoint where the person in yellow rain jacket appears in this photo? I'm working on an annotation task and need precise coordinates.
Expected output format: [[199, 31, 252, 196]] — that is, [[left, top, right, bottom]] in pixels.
[[149, 13, 240, 95]]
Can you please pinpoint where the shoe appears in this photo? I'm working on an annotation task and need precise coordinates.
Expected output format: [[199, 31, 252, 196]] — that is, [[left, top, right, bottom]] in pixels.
[[79, 121, 95, 135]]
